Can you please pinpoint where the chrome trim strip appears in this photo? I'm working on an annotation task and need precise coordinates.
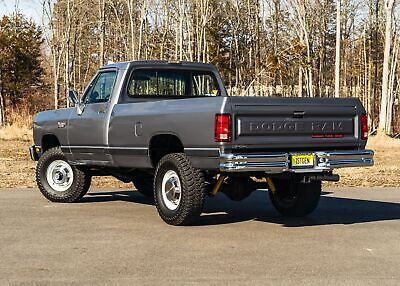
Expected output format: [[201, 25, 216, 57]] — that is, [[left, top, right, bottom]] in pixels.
[[67, 146, 105, 149], [64, 145, 149, 156], [64, 146, 148, 150], [108, 146, 148, 150], [220, 150, 374, 173], [184, 148, 220, 151]]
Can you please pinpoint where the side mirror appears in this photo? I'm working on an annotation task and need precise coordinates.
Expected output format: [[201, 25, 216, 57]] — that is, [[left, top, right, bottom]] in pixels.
[[68, 89, 85, 115], [67, 89, 79, 106]]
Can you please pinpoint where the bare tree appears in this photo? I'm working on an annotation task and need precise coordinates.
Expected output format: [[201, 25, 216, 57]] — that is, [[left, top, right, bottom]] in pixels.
[[126, 0, 137, 60], [0, 69, 5, 125], [98, 0, 106, 66], [334, 0, 341, 98], [43, 0, 66, 109], [290, 0, 314, 97], [378, 0, 397, 135]]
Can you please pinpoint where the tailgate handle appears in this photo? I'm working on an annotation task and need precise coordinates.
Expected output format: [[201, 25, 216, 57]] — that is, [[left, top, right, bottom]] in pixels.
[[293, 111, 305, 118]]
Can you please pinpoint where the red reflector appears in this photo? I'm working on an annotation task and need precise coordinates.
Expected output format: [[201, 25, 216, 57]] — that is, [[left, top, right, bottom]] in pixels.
[[215, 114, 231, 142], [361, 114, 368, 140], [312, 134, 344, 138]]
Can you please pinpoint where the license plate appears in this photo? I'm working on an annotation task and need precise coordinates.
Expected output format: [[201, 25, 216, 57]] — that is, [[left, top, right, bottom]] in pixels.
[[291, 154, 315, 168]]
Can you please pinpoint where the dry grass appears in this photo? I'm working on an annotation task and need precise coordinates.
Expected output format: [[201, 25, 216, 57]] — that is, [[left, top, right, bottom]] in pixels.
[[5, 103, 33, 127], [0, 125, 398, 189], [0, 125, 31, 141], [325, 136, 400, 188], [0, 104, 33, 141]]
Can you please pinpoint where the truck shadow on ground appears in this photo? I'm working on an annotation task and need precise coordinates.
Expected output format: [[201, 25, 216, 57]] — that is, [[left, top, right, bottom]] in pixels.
[[82, 190, 154, 206], [82, 190, 400, 227]]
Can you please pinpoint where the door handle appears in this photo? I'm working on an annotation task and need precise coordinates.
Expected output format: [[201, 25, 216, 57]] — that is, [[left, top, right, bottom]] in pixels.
[[134, 122, 143, 136], [98, 109, 106, 114]]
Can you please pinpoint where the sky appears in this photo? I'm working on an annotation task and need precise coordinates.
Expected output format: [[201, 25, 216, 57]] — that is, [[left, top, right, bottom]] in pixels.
[[0, 0, 42, 24]]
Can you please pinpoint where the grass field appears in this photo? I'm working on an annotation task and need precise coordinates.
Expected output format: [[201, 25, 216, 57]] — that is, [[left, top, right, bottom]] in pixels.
[[0, 126, 399, 188]]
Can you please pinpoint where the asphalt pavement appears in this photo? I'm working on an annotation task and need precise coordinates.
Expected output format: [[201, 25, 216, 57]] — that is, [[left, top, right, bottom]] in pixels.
[[0, 187, 399, 285]]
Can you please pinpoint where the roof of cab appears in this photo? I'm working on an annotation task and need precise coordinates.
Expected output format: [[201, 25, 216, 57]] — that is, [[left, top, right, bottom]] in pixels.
[[100, 60, 215, 70]]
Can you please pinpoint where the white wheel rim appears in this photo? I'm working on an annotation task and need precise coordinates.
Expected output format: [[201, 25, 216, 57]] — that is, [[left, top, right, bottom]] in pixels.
[[161, 170, 182, 210], [46, 160, 74, 192]]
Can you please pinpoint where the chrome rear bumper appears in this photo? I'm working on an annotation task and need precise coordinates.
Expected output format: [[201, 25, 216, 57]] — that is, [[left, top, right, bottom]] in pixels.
[[220, 150, 374, 173]]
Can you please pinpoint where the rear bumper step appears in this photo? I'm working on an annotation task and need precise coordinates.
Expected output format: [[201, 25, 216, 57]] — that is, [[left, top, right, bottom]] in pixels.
[[220, 150, 374, 173]]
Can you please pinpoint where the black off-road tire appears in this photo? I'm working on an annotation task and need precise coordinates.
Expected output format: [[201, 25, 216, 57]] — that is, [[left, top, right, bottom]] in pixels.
[[154, 153, 206, 226], [132, 173, 154, 197], [268, 179, 321, 217], [36, 147, 91, 203]]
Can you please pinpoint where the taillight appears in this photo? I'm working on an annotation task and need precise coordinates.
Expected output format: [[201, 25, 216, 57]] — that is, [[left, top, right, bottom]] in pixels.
[[215, 114, 231, 142], [361, 114, 368, 140]]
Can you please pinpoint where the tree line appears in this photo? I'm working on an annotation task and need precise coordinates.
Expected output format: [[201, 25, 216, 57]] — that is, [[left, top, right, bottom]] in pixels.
[[0, 0, 399, 136]]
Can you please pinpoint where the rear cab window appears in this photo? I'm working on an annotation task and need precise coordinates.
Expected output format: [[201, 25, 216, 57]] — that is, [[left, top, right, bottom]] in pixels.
[[127, 69, 220, 98]]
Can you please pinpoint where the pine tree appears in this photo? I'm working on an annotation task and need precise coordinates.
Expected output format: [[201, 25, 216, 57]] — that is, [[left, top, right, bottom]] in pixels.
[[0, 13, 44, 124]]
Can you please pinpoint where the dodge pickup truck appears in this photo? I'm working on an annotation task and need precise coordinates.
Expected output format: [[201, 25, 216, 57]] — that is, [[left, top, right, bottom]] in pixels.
[[30, 61, 374, 225]]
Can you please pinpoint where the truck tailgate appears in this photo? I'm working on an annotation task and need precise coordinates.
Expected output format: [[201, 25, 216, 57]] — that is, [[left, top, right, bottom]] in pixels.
[[229, 97, 363, 150]]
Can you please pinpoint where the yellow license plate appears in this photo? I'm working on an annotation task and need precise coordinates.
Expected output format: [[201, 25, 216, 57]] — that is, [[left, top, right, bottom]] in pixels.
[[291, 154, 315, 168]]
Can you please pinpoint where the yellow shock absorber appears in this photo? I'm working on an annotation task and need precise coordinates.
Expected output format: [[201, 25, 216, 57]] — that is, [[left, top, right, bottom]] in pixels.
[[266, 178, 276, 194], [211, 175, 226, 196]]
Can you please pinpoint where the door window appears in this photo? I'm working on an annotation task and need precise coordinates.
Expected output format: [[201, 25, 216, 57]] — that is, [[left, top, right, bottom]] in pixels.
[[84, 71, 117, 104]]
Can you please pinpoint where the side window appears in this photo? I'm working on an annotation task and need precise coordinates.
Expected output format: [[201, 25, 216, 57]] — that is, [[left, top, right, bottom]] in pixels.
[[84, 71, 117, 104], [192, 73, 219, 96], [128, 70, 188, 97], [128, 70, 157, 96], [127, 69, 219, 97], [158, 71, 187, 96]]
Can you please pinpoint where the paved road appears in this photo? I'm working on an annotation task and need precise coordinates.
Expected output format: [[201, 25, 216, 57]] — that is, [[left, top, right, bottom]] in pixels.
[[0, 187, 399, 285]]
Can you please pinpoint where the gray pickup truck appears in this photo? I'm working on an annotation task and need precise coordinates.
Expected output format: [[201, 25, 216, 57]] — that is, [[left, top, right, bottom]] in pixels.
[[30, 61, 374, 225]]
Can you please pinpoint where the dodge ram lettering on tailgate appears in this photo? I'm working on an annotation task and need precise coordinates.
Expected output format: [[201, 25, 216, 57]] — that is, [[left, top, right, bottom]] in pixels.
[[30, 61, 374, 225]]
